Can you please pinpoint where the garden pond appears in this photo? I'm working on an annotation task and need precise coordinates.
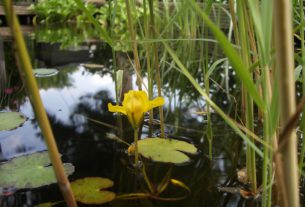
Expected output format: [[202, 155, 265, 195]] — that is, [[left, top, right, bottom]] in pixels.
[[0, 25, 255, 207]]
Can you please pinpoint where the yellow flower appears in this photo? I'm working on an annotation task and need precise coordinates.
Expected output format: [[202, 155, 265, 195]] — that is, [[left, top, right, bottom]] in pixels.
[[108, 90, 165, 128]]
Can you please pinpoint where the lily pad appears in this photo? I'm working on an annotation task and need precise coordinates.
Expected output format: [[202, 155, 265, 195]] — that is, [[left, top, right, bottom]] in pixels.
[[71, 177, 115, 204], [129, 138, 198, 164], [33, 68, 59, 77], [0, 151, 74, 189], [0, 112, 26, 131], [82, 63, 104, 69]]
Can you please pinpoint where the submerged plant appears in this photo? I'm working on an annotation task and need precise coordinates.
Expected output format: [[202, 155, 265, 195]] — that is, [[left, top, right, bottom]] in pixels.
[[108, 90, 165, 164]]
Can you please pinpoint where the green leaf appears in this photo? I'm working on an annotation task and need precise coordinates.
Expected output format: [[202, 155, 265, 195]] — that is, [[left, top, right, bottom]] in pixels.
[[0, 112, 26, 131], [35, 202, 54, 207], [33, 68, 59, 77], [0, 151, 74, 189], [81, 63, 104, 69], [295, 65, 303, 81], [71, 177, 116, 204], [129, 138, 198, 164]]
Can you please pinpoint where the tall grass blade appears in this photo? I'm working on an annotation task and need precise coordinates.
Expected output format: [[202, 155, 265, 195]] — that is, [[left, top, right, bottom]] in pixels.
[[163, 42, 264, 157], [188, 0, 265, 111]]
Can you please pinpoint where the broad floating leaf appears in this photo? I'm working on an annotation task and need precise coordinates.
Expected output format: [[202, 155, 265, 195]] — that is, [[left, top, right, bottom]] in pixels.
[[129, 138, 198, 164], [33, 68, 59, 77], [71, 177, 116, 204], [82, 63, 104, 69], [0, 112, 26, 131], [35, 202, 55, 207], [0, 151, 74, 189], [34, 201, 64, 207]]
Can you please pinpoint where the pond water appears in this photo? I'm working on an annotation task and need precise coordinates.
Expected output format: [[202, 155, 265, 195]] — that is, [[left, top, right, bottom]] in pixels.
[[0, 27, 249, 207]]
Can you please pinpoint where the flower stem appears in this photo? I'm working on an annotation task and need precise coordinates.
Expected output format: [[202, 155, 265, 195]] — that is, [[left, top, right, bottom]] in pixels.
[[134, 127, 139, 165]]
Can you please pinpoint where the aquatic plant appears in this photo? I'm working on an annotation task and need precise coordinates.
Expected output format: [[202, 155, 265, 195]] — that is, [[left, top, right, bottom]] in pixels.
[[0, 151, 74, 189], [0, 111, 26, 131], [108, 90, 165, 164], [71, 177, 116, 204], [108, 90, 164, 128], [128, 137, 198, 164]]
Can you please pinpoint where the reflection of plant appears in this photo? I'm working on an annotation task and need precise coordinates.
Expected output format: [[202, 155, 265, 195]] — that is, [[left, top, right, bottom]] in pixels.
[[96, 0, 148, 51], [31, 0, 148, 51], [34, 25, 99, 49], [35, 66, 76, 90], [116, 167, 191, 201]]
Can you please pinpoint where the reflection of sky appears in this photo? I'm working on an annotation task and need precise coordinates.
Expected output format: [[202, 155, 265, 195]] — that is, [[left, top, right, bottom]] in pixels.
[[40, 66, 115, 124], [0, 121, 46, 160], [0, 66, 116, 160]]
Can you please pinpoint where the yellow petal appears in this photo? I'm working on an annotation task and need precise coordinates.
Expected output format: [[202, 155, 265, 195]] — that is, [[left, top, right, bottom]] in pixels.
[[122, 90, 148, 108], [147, 97, 165, 111], [108, 103, 127, 115]]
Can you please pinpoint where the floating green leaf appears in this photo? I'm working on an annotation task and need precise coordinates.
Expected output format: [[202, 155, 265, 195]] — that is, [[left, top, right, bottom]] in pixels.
[[0, 112, 26, 131], [35, 203, 53, 207], [129, 138, 198, 164], [71, 177, 116, 204], [33, 68, 59, 77], [82, 63, 104, 69], [0, 151, 74, 189]]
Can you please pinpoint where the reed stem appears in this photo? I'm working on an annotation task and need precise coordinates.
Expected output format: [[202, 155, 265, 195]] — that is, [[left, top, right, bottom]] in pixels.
[[237, 0, 257, 192], [149, 0, 165, 137], [125, 0, 142, 90], [274, 0, 300, 206]]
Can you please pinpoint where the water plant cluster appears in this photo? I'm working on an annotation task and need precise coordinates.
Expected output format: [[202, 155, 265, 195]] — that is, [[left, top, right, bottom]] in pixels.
[[1, 0, 305, 207]]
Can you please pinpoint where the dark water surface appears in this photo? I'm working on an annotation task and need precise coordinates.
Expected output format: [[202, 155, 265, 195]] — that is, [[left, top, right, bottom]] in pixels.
[[0, 29, 247, 207]]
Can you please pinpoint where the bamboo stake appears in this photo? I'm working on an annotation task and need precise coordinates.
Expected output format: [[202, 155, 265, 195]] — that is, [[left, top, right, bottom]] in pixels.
[[273, 0, 299, 206], [3, 1, 77, 206]]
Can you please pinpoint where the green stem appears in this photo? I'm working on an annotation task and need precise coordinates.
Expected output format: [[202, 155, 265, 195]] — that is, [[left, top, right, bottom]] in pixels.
[[237, 0, 256, 192], [125, 0, 142, 90], [3, 1, 77, 206], [148, 0, 165, 137], [134, 127, 139, 165], [143, 0, 153, 136]]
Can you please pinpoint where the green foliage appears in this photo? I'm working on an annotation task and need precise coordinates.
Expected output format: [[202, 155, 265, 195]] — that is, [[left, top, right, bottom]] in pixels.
[[71, 177, 115, 204], [0, 151, 75, 189], [30, 0, 97, 23], [0, 112, 26, 131], [129, 138, 198, 164], [33, 68, 59, 77]]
